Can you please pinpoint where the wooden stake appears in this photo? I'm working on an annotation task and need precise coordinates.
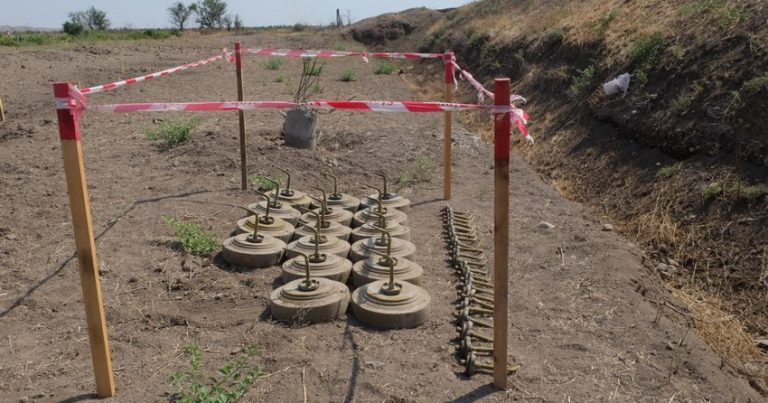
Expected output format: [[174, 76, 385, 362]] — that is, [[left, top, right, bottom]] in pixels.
[[53, 82, 116, 398], [0, 97, 5, 122], [443, 51, 455, 200], [235, 42, 248, 190], [492, 78, 510, 390]]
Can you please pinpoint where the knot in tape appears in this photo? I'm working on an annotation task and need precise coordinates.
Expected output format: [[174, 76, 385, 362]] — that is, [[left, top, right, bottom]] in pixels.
[[55, 87, 87, 118]]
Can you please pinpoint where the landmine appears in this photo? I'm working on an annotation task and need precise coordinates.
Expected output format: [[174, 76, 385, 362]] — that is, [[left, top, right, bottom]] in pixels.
[[222, 213, 286, 268], [351, 228, 423, 286], [282, 225, 352, 283], [350, 210, 410, 242], [349, 225, 416, 262], [271, 252, 350, 323], [350, 249, 430, 329], [286, 210, 351, 259], [360, 174, 411, 213], [299, 186, 354, 227], [324, 174, 361, 213], [248, 180, 301, 225], [265, 167, 312, 209], [352, 186, 408, 228], [293, 198, 351, 241], [236, 197, 295, 242]]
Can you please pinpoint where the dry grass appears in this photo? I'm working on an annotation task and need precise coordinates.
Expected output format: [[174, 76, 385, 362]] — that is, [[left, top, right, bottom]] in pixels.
[[671, 288, 768, 375]]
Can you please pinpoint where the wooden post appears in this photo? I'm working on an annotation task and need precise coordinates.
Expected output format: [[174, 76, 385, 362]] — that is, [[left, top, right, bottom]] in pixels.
[[53, 82, 116, 398], [0, 97, 5, 122], [443, 50, 454, 200], [492, 78, 510, 390], [235, 42, 248, 190]]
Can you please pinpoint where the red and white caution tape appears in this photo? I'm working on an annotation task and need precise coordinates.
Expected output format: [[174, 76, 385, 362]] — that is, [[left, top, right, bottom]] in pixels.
[[244, 48, 444, 63], [80, 49, 232, 95]]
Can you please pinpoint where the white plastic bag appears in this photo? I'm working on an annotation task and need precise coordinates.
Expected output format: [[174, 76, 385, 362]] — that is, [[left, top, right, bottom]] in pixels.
[[603, 73, 631, 96]]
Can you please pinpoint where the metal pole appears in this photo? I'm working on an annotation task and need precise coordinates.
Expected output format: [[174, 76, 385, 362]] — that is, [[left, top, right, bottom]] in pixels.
[[492, 78, 510, 390], [53, 82, 116, 397], [443, 50, 455, 200], [235, 41, 248, 190]]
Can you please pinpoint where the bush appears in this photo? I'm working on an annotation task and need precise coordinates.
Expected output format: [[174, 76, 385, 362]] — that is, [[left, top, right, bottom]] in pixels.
[[171, 343, 262, 403], [373, 62, 396, 75], [292, 23, 307, 32], [303, 63, 323, 76], [63, 21, 85, 36], [142, 29, 171, 39], [339, 70, 357, 82], [275, 73, 287, 83], [567, 65, 596, 99], [263, 58, 283, 70], [630, 32, 665, 66], [163, 217, 219, 257], [702, 182, 723, 199], [147, 117, 198, 148]]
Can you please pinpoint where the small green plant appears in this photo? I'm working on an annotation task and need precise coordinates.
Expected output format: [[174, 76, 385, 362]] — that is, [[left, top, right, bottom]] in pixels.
[[630, 32, 665, 66], [248, 175, 281, 191], [742, 73, 768, 95], [275, 73, 287, 83], [339, 70, 357, 82], [395, 156, 436, 190], [736, 184, 768, 201], [171, 344, 262, 403], [263, 58, 283, 70], [303, 63, 323, 76], [163, 217, 218, 257], [702, 182, 723, 199], [656, 164, 680, 179], [567, 65, 596, 99], [147, 117, 198, 148], [589, 10, 617, 39], [373, 62, 396, 75], [680, 0, 726, 16], [671, 94, 693, 114]]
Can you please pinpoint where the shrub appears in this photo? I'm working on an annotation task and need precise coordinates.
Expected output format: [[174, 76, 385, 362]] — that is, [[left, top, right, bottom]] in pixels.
[[171, 343, 262, 403], [293, 23, 307, 32], [567, 65, 596, 99], [339, 70, 357, 82], [671, 94, 693, 114], [373, 62, 396, 75], [275, 73, 287, 83], [263, 58, 283, 70], [630, 32, 665, 66], [656, 164, 680, 179], [63, 21, 85, 36], [589, 10, 617, 39], [163, 217, 219, 257], [147, 117, 198, 148], [303, 63, 323, 76], [702, 182, 723, 199]]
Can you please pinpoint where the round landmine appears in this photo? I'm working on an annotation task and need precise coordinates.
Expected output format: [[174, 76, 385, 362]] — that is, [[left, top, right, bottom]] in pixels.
[[236, 215, 294, 242], [271, 253, 350, 324], [281, 253, 353, 283], [266, 189, 312, 210], [350, 220, 410, 242], [348, 236, 416, 262], [352, 255, 424, 286], [248, 200, 301, 226], [286, 235, 351, 259], [350, 279, 430, 329], [327, 193, 360, 213], [361, 193, 411, 213], [221, 233, 286, 268], [293, 220, 351, 241], [300, 207, 353, 227], [352, 206, 408, 228]]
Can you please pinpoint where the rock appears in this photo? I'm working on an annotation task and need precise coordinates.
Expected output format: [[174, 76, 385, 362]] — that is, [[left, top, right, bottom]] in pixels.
[[365, 361, 384, 370], [656, 263, 676, 280], [98, 262, 110, 275], [666, 258, 679, 267], [536, 221, 555, 230], [601, 223, 614, 231], [5, 233, 17, 240]]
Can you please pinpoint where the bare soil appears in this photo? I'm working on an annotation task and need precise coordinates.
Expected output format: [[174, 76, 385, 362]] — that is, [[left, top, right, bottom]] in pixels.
[[0, 31, 763, 402]]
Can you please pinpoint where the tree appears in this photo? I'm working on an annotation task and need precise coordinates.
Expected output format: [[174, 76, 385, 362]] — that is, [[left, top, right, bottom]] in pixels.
[[195, 0, 227, 29], [168, 2, 196, 31], [233, 14, 243, 31], [62, 20, 84, 36], [66, 6, 110, 31], [222, 14, 233, 31]]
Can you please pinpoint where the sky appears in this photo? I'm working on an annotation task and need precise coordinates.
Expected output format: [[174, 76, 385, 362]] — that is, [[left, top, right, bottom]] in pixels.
[[1, 1, 472, 29]]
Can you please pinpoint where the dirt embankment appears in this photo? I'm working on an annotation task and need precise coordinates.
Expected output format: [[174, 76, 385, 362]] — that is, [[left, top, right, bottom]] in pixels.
[[345, 0, 768, 387]]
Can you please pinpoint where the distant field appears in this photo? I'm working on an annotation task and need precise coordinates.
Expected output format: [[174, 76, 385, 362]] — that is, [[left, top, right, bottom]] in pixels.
[[0, 29, 181, 47]]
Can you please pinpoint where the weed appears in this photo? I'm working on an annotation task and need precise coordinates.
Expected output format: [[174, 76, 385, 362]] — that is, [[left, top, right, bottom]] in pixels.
[[275, 73, 287, 83], [589, 10, 617, 39], [373, 62, 396, 75], [630, 32, 665, 66], [701, 182, 723, 199], [303, 63, 323, 76], [657, 164, 681, 179], [671, 94, 693, 114], [742, 73, 768, 95], [339, 70, 357, 82], [567, 65, 596, 99], [147, 117, 198, 148], [163, 217, 219, 257], [547, 28, 565, 43], [263, 58, 283, 70], [248, 175, 282, 191], [680, 0, 726, 16], [312, 83, 323, 94], [171, 343, 262, 403], [633, 70, 648, 87], [670, 45, 686, 60], [395, 156, 436, 190]]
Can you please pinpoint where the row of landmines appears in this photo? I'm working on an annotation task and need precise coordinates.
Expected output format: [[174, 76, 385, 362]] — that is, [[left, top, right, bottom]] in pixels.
[[220, 170, 431, 329]]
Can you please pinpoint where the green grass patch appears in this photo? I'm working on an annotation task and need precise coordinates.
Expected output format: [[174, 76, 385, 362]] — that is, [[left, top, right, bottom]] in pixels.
[[147, 117, 198, 148], [373, 62, 396, 75], [163, 217, 219, 257], [248, 175, 282, 191], [589, 10, 617, 39], [0, 29, 178, 47], [671, 94, 693, 114], [275, 73, 288, 83], [263, 58, 283, 70], [567, 65, 596, 99], [303, 63, 323, 76], [701, 182, 723, 199], [395, 156, 436, 190], [629, 32, 665, 87], [742, 73, 768, 95], [339, 70, 357, 82], [656, 164, 681, 179], [171, 343, 262, 403]]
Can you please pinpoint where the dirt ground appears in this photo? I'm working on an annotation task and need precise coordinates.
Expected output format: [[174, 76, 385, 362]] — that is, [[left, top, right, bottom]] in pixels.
[[0, 32, 763, 402]]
